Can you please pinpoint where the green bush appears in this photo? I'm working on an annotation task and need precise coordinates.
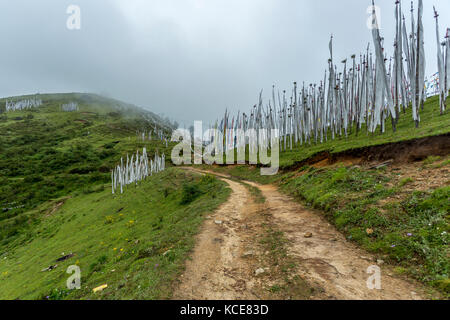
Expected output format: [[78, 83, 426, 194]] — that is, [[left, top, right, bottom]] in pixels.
[[180, 182, 203, 205], [89, 255, 108, 272]]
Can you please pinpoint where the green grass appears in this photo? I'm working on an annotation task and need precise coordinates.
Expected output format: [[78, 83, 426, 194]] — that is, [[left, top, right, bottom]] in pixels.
[[0, 168, 230, 300], [259, 225, 313, 299], [0, 93, 175, 247], [0, 93, 234, 300], [241, 182, 266, 204], [196, 164, 279, 185]]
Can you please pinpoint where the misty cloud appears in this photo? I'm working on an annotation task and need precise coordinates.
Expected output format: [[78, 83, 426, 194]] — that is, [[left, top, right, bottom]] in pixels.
[[0, 0, 449, 125]]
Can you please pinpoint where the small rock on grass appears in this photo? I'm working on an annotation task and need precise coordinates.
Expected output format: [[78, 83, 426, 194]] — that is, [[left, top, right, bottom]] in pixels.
[[214, 220, 223, 225], [304, 232, 313, 238]]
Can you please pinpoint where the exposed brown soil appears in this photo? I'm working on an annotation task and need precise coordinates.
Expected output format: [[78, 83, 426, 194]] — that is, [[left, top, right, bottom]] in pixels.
[[172, 177, 260, 299], [45, 198, 70, 217], [289, 133, 450, 171], [401, 157, 448, 184], [172, 175, 296, 300], [381, 156, 450, 204], [174, 169, 434, 300]]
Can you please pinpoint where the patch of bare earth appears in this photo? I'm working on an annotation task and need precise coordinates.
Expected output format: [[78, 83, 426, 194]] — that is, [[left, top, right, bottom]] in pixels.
[[172, 170, 315, 300], [172, 177, 261, 300], [44, 197, 70, 217], [388, 156, 449, 193], [307, 151, 449, 206], [371, 156, 449, 210]]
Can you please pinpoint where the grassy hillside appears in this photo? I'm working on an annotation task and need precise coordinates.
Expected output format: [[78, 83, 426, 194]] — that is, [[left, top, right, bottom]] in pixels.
[[0, 92, 175, 129], [0, 168, 230, 300], [0, 93, 175, 248], [204, 94, 449, 183], [0, 93, 233, 300], [277, 94, 449, 169]]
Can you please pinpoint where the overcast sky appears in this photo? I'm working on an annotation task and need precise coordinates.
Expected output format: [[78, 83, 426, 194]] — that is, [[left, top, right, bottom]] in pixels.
[[0, 0, 449, 125]]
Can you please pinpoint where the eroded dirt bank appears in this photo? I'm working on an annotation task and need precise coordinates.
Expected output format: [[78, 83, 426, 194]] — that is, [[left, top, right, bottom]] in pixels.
[[289, 133, 450, 171]]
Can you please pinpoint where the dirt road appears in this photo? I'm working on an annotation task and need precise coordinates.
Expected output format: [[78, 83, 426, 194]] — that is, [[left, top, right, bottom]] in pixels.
[[172, 176, 264, 299], [173, 168, 430, 300]]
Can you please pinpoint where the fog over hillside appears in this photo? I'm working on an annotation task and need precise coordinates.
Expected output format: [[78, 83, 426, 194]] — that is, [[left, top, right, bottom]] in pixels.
[[0, 0, 449, 125]]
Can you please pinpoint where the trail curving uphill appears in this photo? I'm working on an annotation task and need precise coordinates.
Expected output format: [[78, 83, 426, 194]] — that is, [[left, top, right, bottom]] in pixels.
[[172, 175, 261, 300], [173, 168, 430, 300]]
